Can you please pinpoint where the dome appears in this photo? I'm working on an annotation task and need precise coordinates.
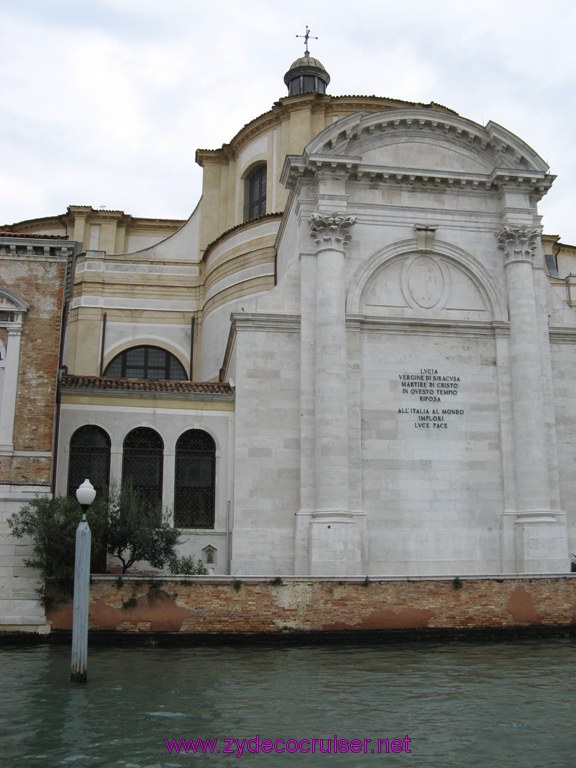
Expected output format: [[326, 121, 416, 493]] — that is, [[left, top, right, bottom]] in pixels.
[[283, 52, 330, 96], [287, 55, 329, 72]]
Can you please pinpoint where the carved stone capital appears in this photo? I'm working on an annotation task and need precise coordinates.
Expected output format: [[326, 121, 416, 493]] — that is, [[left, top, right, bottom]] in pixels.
[[309, 212, 356, 250], [497, 226, 541, 265]]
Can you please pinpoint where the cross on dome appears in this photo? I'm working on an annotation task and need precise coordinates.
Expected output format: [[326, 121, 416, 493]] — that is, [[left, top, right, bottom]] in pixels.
[[296, 25, 318, 56]]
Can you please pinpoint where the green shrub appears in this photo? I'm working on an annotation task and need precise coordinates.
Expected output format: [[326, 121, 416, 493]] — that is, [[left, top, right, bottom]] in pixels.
[[167, 554, 208, 576]]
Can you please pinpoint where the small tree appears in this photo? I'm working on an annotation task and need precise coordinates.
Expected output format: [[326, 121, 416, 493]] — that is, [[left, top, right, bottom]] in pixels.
[[106, 482, 181, 574], [7, 494, 109, 602], [8, 483, 182, 599]]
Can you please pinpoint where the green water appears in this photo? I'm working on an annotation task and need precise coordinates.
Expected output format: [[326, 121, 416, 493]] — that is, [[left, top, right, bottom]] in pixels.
[[1, 639, 574, 766]]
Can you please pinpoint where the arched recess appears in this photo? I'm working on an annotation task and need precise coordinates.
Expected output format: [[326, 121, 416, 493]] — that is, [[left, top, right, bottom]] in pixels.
[[0, 338, 5, 418], [122, 427, 164, 514], [67, 425, 111, 499], [243, 162, 267, 222], [173, 429, 216, 529], [0, 287, 28, 450], [103, 344, 187, 380], [347, 238, 507, 322]]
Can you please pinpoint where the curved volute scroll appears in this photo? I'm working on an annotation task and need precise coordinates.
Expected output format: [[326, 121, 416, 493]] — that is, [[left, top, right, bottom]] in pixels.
[[309, 212, 356, 250]]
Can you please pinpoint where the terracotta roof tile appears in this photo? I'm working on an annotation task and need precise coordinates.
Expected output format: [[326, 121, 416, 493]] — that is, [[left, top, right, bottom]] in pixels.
[[60, 374, 234, 395], [0, 231, 69, 239]]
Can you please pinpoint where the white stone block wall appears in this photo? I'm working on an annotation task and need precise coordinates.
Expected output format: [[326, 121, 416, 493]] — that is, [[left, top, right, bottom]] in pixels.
[[359, 330, 503, 575], [230, 321, 301, 574], [0, 489, 51, 632]]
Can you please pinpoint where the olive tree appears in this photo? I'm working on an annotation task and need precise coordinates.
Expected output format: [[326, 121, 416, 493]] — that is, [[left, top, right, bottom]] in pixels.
[[8, 482, 182, 596], [7, 494, 109, 602], [106, 482, 181, 574]]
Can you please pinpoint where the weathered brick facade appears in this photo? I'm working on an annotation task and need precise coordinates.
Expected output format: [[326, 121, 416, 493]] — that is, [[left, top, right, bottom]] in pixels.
[[48, 576, 576, 634], [0, 234, 78, 631], [6, 257, 67, 475]]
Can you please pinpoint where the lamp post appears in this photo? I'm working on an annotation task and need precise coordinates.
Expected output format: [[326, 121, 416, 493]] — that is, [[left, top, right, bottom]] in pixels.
[[70, 479, 96, 683]]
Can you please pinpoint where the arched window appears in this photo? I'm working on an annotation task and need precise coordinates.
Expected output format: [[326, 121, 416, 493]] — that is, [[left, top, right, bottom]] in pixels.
[[104, 345, 187, 380], [245, 164, 267, 221], [174, 430, 216, 528], [0, 288, 27, 450], [67, 426, 111, 499], [0, 338, 5, 415], [122, 427, 163, 513]]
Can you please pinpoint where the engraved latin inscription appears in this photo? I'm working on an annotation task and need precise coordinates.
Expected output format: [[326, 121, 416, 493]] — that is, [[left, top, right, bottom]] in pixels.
[[397, 368, 464, 430]]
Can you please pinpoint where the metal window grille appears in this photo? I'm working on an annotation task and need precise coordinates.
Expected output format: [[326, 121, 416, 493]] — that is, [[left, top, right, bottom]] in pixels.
[[247, 166, 266, 220], [104, 346, 187, 380], [122, 427, 164, 517], [67, 426, 111, 499], [174, 430, 216, 528]]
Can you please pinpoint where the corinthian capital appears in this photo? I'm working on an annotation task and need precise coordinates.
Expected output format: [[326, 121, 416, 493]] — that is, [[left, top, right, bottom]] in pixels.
[[497, 226, 541, 264], [310, 212, 356, 250]]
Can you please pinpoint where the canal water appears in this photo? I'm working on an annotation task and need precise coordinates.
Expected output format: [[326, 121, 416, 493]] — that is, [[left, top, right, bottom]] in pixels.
[[1, 638, 574, 767]]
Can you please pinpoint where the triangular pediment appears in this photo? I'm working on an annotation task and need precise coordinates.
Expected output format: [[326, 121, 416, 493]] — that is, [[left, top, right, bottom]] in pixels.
[[0, 287, 28, 315]]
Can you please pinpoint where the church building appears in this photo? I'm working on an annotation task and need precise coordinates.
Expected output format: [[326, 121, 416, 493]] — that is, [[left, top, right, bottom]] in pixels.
[[2, 45, 576, 628]]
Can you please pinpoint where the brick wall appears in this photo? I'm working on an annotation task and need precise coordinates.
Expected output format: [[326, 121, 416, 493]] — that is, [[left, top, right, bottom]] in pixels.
[[47, 575, 576, 634], [12, 261, 65, 452], [2, 255, 67, 484], [0, 242, 72, 632]]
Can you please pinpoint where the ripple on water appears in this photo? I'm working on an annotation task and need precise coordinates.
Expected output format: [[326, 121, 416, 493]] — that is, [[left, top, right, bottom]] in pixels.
[[0, 639, 574, 767]]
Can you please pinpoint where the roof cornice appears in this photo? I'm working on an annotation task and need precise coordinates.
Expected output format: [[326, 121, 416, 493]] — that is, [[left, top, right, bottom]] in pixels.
[[195, 95, 458, 167]]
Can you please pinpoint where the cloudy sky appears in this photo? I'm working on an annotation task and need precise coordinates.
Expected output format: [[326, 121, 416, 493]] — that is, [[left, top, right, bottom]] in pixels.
[[2, 0, 575, 242]]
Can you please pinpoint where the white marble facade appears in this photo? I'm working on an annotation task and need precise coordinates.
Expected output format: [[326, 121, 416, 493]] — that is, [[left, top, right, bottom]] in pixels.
[[5, 64, 576, 639], [229, 109, 572, 576]]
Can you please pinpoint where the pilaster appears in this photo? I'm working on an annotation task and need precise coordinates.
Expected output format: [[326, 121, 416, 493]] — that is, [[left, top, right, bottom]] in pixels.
[[297, 212, 364, 575], [497, 226, 569, 573], [0, 326, 23, 452], [309, 213, 355, 513]]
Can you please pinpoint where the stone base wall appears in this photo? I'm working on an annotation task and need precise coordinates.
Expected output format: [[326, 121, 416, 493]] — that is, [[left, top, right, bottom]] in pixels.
[[46, 575, 576, 634]]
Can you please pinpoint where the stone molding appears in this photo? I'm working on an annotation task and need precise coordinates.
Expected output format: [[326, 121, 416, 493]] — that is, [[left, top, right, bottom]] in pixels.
[[283, 158, 554, 198], [305, 109, 550, 172], [497, 226, 541, 265], [548, 327, 576, 344], [0, 238, 75, 260], [346, 315, 507, 338], [281, 107, 554, 199], [309, 212, 356, 250], [231, 312, 301, 333]]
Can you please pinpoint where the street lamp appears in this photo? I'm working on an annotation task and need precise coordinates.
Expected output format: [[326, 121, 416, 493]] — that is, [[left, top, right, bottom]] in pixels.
[[70, 479, 96, 683]]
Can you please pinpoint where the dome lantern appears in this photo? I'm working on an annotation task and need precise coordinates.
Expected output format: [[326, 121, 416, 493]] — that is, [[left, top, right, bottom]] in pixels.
[[284, 26, 330, 96]]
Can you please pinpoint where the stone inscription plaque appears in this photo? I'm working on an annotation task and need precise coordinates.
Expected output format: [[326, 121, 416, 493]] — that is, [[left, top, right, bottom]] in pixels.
[[397, 369, 464, 430]]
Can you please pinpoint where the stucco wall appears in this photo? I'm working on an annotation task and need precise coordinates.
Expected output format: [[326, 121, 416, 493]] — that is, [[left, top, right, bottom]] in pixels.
[[47, 575, 576, 634]]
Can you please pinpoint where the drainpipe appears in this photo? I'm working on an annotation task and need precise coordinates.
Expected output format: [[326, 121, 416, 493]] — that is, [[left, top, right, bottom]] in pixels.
[[99, 313, 107, 376], [227, 500, 232, 574]]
